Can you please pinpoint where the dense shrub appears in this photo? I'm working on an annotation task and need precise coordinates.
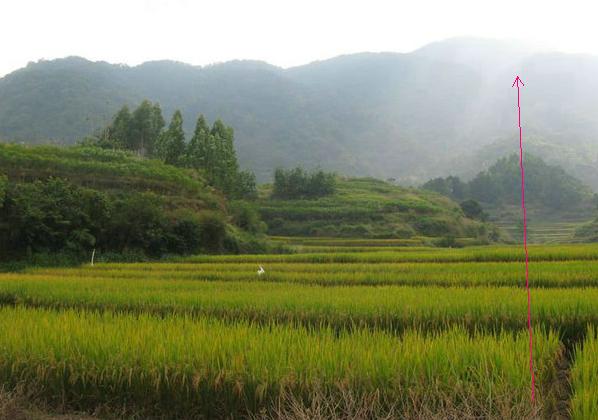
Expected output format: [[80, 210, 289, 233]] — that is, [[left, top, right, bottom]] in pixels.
[[0, 178, 108, 257], [197, 211, 227, 253], [229, 201, 266, 234], [0, 174, 6, 205], [0, 177, 246, 261], [272, 167, 336, 199], [423, 154, 592, 210], [460, 199, 487, 221], [102, 192, 167, 256], [413, 217, 453, 237], [575, 220, 598, 242], [434, 235, 461, 248], [167, 210, 204, 255]]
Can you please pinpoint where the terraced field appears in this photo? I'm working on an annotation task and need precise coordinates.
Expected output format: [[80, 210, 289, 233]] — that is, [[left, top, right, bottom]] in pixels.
[[494, 220, 588, 244], [2, 242, 598, 418], [492, 210, 592, 244]]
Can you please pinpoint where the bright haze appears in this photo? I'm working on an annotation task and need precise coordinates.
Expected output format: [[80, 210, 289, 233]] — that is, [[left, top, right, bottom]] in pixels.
[[2, 0, 598, 77]]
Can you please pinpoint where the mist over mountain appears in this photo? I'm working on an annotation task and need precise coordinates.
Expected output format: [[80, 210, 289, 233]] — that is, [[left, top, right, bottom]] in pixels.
[[1, 37, 598, 186]]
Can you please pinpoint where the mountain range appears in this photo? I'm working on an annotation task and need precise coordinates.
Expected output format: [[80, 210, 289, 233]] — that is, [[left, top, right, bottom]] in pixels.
[[1, 37, 598, 186]]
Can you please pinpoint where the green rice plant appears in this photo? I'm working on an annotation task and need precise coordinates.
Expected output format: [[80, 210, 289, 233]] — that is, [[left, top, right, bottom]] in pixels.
[[1, 241, 594, 417], [268, 236, 430, 247], [0, 275, 596, 339], [571, 326, 598, 420], [170, 243, 598, 264], [0, 306, 560, 418], [26, 259, 598, 288], [289, 245, 426, 252]]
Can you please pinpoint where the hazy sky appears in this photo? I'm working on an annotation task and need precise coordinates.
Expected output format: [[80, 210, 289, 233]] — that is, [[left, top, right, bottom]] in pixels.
[[2, 0, 598, 77]]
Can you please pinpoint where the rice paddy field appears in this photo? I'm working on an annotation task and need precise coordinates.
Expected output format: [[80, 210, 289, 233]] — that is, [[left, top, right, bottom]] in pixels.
[[3, 241, 598, 418]]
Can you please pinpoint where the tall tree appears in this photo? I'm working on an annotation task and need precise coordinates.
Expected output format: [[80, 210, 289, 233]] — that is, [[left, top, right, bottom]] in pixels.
[[129, 100, 164, 155], [92, 105, 257, 199], [110, 106, 132, 148], [272, 167, 336, 199], [210, 119, 238, 193], [187, 117, 255, 198], [186, 114, 210, 169], [157, 110, 186, 166], [149, 103, 165, 156]]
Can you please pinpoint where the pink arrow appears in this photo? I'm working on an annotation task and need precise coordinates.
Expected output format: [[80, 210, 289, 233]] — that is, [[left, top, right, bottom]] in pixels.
[[512, 75, 525, 88], [513, 75, 535, 403]]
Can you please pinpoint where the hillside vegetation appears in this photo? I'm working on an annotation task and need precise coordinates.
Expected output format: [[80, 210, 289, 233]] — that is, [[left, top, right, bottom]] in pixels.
[[424, 154, 596, 243], [0, 143, 215, 199], [424, 154, 594, 210], [82, 100, 256, 198], [0, 144, 265, 262], [258, 177, 497, 243], [4, 39, 598, 187]]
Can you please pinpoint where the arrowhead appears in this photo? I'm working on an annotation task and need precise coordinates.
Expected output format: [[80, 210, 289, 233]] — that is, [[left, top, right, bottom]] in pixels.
[[512, 76, 525, 88]]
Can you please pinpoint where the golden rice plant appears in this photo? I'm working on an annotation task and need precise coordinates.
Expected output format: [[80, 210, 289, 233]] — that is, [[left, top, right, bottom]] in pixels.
[[0, 307, 560, 417], [571, 326, 598, 420]]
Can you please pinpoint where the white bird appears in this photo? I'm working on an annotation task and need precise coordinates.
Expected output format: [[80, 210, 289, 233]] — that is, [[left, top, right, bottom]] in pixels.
[[257, 265, 265, 276]]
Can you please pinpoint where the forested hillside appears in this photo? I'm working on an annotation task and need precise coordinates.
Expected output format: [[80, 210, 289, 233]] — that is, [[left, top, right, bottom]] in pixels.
[[423, 154, 594, 211], [423, 154, 596, 242], [0, 144, 266, 263], [258, 176, 497, 244], [3, 39, 598, 187]]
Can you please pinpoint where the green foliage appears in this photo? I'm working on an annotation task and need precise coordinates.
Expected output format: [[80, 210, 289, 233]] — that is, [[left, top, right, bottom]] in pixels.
[[166, 210, 203, 255], [0, 178, 248, 260], [0, 181, 164, 259], [0, 178, 106, 257], [229, 200, 266, 234], [236, 170, 257, 199], [0, 143, 218, 201], [423, 154, 593, 211], [571, 326, 598, 420], [129, 100, 165, 155], [109, 105, 132, 149], [0, 144, 267, 261], [272, 167, 336, 199], [197, 211, 227, 253], [186, 114, 210, 170], [85, 100, 165, 156], [184, 116, 256, 198], [7, 50, 598, 190], [155, 110, 186, 165], [0, 305, 559, 418], [102, 192, 167, 256], [9, 257, 598, 327], [210, 120, 239, 192], [460, 199, 487, 221], [422, 176, 466, 201], [575, 219, 598, 242], [434, 235, 460, 248], [260, 177, 491, 241], [4, 239, 598, 416], [413, 216, 456, 237], [87, 106, 257, 199], [81, 134, 122, 150], [0, 174, 6, 207]]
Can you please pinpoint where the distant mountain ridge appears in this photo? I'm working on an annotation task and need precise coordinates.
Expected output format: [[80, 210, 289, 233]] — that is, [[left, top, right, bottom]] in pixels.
[[2, 38, 598, 186]]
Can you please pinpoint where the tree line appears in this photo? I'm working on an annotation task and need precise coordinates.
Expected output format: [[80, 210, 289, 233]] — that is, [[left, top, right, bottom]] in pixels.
[[84, 100, 256, 198], [423, 154, 592, 210], [272, 167, 336, 199], [0, 177, 234, 261]]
